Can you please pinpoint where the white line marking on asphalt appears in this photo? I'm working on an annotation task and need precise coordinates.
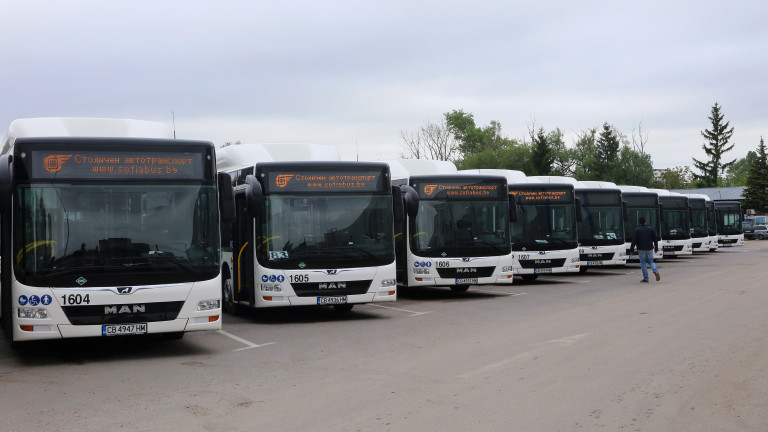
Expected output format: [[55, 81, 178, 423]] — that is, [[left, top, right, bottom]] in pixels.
[[366, 303, 432, 316], [470, 289, 527, 296], [217, 330, 276, 351]]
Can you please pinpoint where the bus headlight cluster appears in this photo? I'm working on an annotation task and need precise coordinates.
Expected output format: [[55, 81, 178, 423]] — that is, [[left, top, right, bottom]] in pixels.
[[501, 266, 513, 272], [18, 308, 48, 319], [413, 268, 430, 275], [262, 284, 282, 292], [197, 299, 220, 311], [381, 278, 396, 287]]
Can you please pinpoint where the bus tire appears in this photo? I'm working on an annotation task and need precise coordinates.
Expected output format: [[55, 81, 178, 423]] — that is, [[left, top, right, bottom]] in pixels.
[[521, 274, 539, 281], [450, 285, 470, 292], [222, 278, 239, 315]]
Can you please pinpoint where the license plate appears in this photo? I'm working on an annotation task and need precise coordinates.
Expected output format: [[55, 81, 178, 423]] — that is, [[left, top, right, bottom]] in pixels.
[[665, 251, 677, 255], [102, 323, 147, 336], [317, 296, 347, 305], [534, 268, 553, 273], [587, 261, 604, 266], [455, 278, 478, 284]]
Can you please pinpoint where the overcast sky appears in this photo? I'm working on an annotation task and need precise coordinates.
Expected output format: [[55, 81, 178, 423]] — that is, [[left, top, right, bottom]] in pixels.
[[2, 1, 766, 169]]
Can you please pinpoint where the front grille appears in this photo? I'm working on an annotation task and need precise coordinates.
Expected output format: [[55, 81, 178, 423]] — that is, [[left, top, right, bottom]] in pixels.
[[518, 258, 567, 269], [291, 280, 372, 297], [692, 242, 702, 249], [663, 245, 683, 251], [435, 266, 496, 278], [578, 252, 615, 261], [721, 239, 738, 244], [62, 301, 185, 325]]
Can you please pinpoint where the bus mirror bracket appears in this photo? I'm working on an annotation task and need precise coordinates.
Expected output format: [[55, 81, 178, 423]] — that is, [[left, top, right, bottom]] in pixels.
[[623, 200, 629, 222], [401, 185, 419, 218], [508, 195, 518, 223], [244, 174, 262, 218], [217, 172, 236, 224], [575, 196, 583, 222], [0, 155, 13, 211], [659, 203, 665, 222], [391, 185, 404, 223]]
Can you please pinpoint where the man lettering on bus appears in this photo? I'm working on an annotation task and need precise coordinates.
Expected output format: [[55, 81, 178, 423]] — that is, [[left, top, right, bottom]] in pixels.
[[629, 216, 660, 283]]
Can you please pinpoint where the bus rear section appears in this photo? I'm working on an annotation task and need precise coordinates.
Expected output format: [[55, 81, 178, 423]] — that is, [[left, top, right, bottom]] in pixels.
[[508, 182, 580, 280], [398, 174, 513, 292], [221, 160, 401, 311], [715, 201, 744, 247], [1, 118, 231, 342]]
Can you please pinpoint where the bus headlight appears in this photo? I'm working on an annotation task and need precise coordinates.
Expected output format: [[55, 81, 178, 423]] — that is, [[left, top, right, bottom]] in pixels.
[[413, 268, 430, 275], [197, 299, 220, 311], [381, 278, 396, 287], [18, 308, 48, 319], [501, 266, 513, 273], [262, 284, 282, 292]]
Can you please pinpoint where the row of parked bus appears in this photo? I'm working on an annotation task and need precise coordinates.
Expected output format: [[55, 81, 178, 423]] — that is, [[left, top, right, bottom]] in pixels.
[[0, 118, 745, 343]]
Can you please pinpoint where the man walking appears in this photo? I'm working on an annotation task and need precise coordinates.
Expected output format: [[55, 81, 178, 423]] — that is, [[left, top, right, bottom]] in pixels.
[[630, 216, 660, 283]]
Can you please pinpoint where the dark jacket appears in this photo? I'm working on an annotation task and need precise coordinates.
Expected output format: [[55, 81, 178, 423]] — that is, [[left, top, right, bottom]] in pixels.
[[630, 224, 658, 251]]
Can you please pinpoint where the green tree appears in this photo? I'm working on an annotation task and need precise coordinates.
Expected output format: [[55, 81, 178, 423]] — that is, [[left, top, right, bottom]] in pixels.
[[651, 166, 694, 189], [692, 102, 736, 187], [612, 146, 654, 186], [594, 122, 621, 180], [530, 127, 555, 175], [722, 152, 755, 186], [742, 137, 768, 213], [572, 128, 598, 180], [445, 110, 508, 155]]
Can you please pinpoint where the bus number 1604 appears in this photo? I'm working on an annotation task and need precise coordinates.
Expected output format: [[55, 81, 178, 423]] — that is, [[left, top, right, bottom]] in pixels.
[[61, 294, 91, 305]]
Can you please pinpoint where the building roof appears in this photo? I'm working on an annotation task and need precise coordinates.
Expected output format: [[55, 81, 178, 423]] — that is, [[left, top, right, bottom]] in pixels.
[[669, 186, 745, 201]]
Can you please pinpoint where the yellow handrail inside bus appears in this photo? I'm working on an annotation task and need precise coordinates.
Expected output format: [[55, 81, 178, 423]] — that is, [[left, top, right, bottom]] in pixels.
[[236, 242, 249, 294], [16, 241, 56, 265]]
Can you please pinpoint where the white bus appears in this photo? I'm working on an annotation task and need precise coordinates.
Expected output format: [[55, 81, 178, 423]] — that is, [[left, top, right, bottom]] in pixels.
[[714, 201, 744, 247], [0, 118, 234, 343], [683, 193, 718, 252], [464, 169, 580, 281], [617, 185, 664, 261], [390, 160, 513, 292], [218, 144, 413, 311], [647, 189, 694, 257]]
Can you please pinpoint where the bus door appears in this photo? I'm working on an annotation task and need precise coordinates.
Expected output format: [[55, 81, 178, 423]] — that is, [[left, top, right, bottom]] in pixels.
[[233, 191, 255, 305]]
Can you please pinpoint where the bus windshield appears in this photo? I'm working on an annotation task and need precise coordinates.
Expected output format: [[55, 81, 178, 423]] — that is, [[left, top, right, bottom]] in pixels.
[[511, 203, 577, 251], [578, 206, 625, 246], [14, 183, 220, 287], [717, 210, 742, 235], [257, 194, 394, 269], [661, 209, 692, 239], [624, 207, 661, 241], [691, 208, 708, 238], [410, 199, 510, 257]]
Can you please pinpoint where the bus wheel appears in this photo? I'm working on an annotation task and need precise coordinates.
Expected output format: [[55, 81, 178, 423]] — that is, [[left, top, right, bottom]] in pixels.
[[521, 274, 539, 282], [450, 285, 470, 293], [333, 304, 354, 312], [222, 278, 239, 315]]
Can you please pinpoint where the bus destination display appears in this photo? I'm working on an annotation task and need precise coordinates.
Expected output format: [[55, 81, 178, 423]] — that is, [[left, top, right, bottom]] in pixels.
[[265, 171, 385, 193], [509, 188, 573, 203], [415, 181, 505, 200], [30, 150, 205, 180]]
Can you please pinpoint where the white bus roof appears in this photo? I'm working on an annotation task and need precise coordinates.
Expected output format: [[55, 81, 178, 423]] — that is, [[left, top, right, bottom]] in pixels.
[[216, 143, 341, 172], [578, 180, 620, 189], [2, 117, 174, 155], [682, 193, 712, 201], [383, 159, 457, 180], [458, 168, 527, 184], [617, 185, 653, 193], [526, 175, 579, 185]]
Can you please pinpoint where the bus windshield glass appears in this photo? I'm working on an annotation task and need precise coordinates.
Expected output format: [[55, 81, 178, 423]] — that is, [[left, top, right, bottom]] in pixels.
[[690, 207, 708, 238], [511, 202, 577, 251], [257, 194, 394, 269], [717, 210, 742, 235], [410, 199, 510, 258], [14, 183, 219, 287], [577, 191, 625, 246], [624, 207, 661, 241], [661, 209, 691, 239]]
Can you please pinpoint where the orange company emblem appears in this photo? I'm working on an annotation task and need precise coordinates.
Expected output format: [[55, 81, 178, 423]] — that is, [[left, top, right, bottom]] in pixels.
[[275, 174, 294, 188], [424, 184, 438, 195], [43, 154, 73, 173]]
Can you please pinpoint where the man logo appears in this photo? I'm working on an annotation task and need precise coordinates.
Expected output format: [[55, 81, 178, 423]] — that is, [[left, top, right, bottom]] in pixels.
[[275, 174, 294, 188], [424, 184, 438, 195], [116, 286, 133, 294], [44, 154, 73, 173]]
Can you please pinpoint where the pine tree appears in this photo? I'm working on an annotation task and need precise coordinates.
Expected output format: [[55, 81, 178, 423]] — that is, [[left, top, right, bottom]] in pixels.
[[594, 122, 620, 180], [530, 127, 554, 175], [742, 137, 768, 213], [692, 102, 736, 187]]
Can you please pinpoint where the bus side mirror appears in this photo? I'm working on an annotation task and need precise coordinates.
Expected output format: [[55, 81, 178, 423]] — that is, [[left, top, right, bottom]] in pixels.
[[575, 197, 583, 222], [622, 201, 629, 222], [508, 195, 518, 223], [0, 155, 12, 211], [218, 172, 235, 224], [391, 185, 404, 223], [244, 174, 262, 218], [659, 203, 665, 222], [401, 185, 419, 218]]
